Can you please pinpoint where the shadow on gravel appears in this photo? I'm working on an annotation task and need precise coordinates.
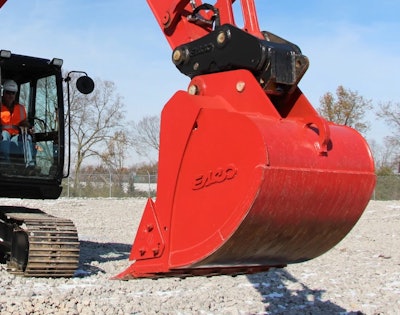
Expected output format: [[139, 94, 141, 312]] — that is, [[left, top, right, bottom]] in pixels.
[[77, 241, 131, 276], [247, 269, 364, 315]]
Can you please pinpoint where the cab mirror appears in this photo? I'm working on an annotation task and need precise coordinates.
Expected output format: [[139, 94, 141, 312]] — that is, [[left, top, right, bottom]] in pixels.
[[76, 76, 95, 94]]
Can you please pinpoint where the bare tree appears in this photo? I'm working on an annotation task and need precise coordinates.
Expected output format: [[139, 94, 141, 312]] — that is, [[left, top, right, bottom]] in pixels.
[[369, 138, 399, 173], [100, 130, 130, 170], [130, 115, 160, 160], [318, 85, 372, 134], [67, 77, 127, 193], [377, 101, 400, 148], [376, 101, 400, 172]]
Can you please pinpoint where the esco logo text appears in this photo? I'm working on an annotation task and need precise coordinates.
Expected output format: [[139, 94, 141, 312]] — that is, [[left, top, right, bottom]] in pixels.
[[192, 164, 238, 190]]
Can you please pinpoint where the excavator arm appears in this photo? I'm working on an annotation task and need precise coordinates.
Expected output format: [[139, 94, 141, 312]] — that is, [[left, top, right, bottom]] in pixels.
[[115, 1, 376, 279], [147, 0, 263, 48], [148, 0, 308, 95]]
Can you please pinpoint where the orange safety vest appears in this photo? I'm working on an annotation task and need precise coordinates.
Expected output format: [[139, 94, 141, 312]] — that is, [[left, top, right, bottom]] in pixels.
[[0, 103, 27, 136]]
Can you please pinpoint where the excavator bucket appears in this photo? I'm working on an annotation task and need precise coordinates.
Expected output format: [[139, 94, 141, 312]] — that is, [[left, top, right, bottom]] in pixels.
[[115, 70, 375, 279]]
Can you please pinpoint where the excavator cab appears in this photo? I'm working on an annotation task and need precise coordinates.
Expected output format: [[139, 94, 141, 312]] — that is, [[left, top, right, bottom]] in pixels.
[[0, 49, 94, 277], [0, 50, 65, 199], [0, 50, 93, 199]]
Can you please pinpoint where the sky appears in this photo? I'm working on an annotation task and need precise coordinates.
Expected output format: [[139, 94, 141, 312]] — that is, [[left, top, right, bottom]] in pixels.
[[1, 0, 400, 148]]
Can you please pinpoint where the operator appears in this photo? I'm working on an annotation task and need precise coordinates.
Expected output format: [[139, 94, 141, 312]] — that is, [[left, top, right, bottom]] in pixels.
[[0, 79, 35, 167]]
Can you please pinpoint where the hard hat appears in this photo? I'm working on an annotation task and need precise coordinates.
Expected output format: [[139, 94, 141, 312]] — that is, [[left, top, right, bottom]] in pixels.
[[3, 80, 18, 92]]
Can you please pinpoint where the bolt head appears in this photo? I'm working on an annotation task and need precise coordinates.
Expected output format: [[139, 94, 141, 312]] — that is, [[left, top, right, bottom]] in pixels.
[[217, 31, 226, 45], [236, 81, 246, 92], [188, 85, 199, 95]]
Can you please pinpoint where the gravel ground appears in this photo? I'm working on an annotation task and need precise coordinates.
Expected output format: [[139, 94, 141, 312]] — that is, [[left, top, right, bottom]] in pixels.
[[0, 198, 399, 315]]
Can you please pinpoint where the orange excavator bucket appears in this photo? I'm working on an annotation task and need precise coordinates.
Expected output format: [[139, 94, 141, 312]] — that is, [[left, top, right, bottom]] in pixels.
[[115, 0, 375, 279], [116, 70, 375, 279]]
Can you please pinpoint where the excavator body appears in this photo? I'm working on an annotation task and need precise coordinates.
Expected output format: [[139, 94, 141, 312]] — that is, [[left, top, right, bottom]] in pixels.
[[116, 0, 375, 279], [0, 8, 94, 275]]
